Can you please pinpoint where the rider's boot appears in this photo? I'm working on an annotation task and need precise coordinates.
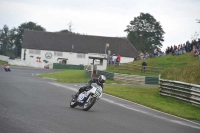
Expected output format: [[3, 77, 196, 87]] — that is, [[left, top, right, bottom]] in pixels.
[[74, 92, 79, 98]]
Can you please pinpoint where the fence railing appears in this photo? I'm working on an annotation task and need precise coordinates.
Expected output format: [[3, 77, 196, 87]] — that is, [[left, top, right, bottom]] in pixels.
[[86, 70, 159, 85], [53, 63, 84, 70], [114, 64, 163, 75], [159, 79, 200, 107]]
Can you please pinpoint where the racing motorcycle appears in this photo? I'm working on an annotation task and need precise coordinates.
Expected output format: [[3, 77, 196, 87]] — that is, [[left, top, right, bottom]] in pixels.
[[4, 67, 11, 72], [70, 83, 103, 111]]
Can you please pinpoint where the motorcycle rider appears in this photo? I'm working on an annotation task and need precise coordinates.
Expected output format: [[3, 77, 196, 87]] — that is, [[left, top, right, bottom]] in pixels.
[[4, 64, 11, 71], [4, 64, 8, 71], [4, 64, 7, 70], [74, 75, 106, 98]]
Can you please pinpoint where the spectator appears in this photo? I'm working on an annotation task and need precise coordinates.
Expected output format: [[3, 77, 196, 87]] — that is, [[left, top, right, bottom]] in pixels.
[[166, 46, 170, 54], [149, 53, 153, 58], [157, 48, 161, 56], [112, 54, 117, 65], [141, 61, 147, 72], [198, 41, 200, 53], [145, 52, 149, 58], [109, 54, 113, 65], [170, 45, 173, 53], [182, 43, 186, 53], [185, 41, 188, 52], [194, 49, 199, 56], [139, 52, 144, 59], [154, 48, 157, 57], [117, 55, 121, 65]]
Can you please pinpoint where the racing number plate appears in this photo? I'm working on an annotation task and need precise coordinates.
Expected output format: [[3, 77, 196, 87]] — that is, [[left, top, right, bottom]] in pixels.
[[96, 89, 101, 95]]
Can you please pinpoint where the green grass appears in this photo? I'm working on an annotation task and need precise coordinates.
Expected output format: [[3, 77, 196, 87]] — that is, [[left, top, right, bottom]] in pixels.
[[0, 60, 7, 65], [128, 53, 197, 68], [39, 70, 90, 82], [39, 70, 123, 84], [104, 86, 200, 121], [161, 62, 200, 84]]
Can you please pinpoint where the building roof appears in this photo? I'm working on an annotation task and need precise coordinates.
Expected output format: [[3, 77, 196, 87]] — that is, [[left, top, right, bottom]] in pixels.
[[22, 30, 139, 58]]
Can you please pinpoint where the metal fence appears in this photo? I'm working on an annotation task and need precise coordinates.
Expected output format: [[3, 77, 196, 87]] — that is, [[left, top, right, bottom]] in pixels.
[[114, 64, 163, 75], [53, 63, 84, 70], [86, 70, 159, 85], [159, 79, 200, 107]]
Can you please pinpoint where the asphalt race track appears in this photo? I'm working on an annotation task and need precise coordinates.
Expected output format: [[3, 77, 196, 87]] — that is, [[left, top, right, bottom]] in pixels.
[[0, 66, 200, 133]]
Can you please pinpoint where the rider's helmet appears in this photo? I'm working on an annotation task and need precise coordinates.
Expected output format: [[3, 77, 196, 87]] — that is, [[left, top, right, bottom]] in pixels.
[[98, 75, 106, 84]]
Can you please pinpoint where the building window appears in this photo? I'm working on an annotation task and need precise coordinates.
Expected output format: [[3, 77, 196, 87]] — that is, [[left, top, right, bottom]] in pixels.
[[77, 53, 85, 58], [29, 49, 41, 55], [29, 50, 35, 54], [35, 50, 41, 55], [54, 51, 63, 56]]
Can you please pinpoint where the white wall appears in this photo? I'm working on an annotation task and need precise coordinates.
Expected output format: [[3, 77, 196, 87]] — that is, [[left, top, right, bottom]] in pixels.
[[8, 60, 49, 68], [0, 55, 9, 61], [120, 57, 134, 63], [21, 48, 135, 70], [21, 49, 108, 70]]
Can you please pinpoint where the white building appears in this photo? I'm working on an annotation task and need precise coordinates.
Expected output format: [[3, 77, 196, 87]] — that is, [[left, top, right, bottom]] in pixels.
[[20, 30, 139, 70]]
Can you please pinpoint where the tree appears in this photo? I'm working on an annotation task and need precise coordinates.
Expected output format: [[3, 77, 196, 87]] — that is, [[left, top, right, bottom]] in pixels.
[[68, 21, 74, 32], [14, 22, 46, 56], [0, 25, 15, 56], [59, 29, 72, 34], [125, 13, 165, 53], [191, 31, 199, 40], [59, 21, 74, 34]]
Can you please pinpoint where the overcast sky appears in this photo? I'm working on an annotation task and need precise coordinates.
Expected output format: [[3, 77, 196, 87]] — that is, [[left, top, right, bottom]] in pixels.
[[0, 0, 200, 50]]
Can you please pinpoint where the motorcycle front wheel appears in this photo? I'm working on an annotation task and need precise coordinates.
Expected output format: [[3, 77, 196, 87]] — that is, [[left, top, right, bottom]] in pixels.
[[83, 96, 96, 111], [70, 98, 78, 108]]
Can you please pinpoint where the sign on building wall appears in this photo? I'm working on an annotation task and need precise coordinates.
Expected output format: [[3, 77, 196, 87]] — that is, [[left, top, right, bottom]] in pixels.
[[88, 53, 107, 58], [45, 52, 53, 59]]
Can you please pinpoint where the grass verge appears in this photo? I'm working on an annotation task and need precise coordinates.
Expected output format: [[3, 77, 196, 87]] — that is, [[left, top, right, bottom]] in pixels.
[[39, 70, 90, 82], [39, 70, 123, 84], [104, 86, 200, 121], [0, 60, 7, 65]]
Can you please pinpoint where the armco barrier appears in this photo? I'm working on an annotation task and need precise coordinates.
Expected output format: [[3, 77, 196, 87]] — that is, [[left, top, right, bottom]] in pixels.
[[159, 79, 200, 107], [114, 73, 145, 84], [114, 64, 163, 75], [86, 70, 159, 85], [85, 70, 114, 80], [53, 63, 84, 70], [145, 76, 159, 84]]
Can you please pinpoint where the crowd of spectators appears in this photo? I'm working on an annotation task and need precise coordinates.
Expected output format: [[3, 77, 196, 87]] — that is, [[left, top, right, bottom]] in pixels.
[[108, 54, 121, 66], [165, 39, 200, 54], [138, 48, 165, 60], [136, 38, 200, 61], [133, 38, 200, 74], [165, 39, 200, 60]]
